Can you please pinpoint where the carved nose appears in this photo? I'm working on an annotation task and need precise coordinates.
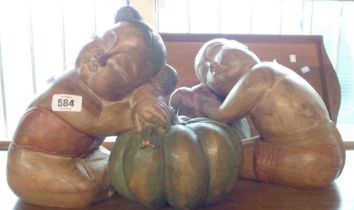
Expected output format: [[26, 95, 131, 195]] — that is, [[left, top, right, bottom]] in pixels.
[[98, 54, 109, 66], [210, 62, 221, 75]]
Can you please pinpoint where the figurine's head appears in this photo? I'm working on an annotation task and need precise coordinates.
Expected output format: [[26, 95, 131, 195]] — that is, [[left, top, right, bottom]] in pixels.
[[195, 39, 260, 97], [76, 6, 167, 101]]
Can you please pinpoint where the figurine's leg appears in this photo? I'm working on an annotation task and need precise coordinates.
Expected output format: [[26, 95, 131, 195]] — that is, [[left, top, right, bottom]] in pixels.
[[240, 124, 345, 188], [239, 136, 259, 180], [7, 144, 111, 208], [7, 107, 111, 207]]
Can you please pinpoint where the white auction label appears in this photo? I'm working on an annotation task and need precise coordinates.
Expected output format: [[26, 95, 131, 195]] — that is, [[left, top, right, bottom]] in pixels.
[[289, 54, 297, 63], [52, 94, 83, 112], [301, 66, 311, 74]]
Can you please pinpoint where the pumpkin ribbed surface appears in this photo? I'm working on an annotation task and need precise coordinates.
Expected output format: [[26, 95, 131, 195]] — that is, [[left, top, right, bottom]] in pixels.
[[108, 116, 242, 209]]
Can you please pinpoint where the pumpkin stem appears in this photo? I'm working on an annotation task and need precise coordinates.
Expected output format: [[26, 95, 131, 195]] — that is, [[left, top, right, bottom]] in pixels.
[[139, 126, 158, 149], [171, 112, 192, 126]]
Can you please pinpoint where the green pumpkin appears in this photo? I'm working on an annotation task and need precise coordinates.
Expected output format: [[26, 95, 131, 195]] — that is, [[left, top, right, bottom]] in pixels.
[[108, 116, 242, 209]]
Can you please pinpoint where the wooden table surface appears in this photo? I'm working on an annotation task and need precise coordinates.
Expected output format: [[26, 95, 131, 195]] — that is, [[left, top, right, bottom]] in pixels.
[[1, 151, 353, 210]]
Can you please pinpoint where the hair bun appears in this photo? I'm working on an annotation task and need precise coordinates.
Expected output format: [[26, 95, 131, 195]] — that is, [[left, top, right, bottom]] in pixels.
[[114, 6, 143, 23]]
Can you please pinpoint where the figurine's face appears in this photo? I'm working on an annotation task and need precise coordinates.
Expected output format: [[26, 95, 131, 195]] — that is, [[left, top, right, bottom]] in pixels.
[[77, 22, 162, 101], [195, 39, 259, 97]]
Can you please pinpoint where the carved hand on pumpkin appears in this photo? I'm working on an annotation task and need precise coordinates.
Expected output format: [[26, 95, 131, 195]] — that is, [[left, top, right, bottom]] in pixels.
[[169, 87, 198, 116], [169, 84, 222, 118], [132, 97, 172, 133]]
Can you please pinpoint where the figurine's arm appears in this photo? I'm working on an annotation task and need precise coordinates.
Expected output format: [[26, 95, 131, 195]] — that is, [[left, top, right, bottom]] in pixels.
[[202, 67, 275, 124], [129, 65, 178, 132]]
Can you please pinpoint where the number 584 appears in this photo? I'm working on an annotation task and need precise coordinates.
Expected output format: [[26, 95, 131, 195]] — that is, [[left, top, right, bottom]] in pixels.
[[57, 99, 75, 107]]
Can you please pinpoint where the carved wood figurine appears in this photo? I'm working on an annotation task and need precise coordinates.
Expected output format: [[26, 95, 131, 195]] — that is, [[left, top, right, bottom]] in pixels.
[[7, 6, 177, 208], [170, 39, 345, 188]]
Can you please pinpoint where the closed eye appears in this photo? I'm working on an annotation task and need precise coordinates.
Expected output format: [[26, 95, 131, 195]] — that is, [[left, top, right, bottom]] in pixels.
[[101, 30, 118, 53]]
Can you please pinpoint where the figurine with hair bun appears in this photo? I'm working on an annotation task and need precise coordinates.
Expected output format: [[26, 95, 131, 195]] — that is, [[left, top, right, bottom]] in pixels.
[[7, 4, 177, 208]]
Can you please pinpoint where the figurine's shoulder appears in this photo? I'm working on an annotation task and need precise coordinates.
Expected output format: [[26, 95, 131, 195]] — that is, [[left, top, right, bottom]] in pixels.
[[43, 70, 80, 93], [251, 61, 279, 72], [248, 61, 291, 83], [252, 61, 294, 76], [242, 62, 276, 83], [29, 70, 102, 111]]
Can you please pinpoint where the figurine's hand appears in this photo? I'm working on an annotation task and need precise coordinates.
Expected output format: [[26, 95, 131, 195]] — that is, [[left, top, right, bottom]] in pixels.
[[196, 91, 222, 118], [170, 85, 222, 118], [169, 87, 199, 117], [132, 98, 172, 133], [169, 87, 191, 110]]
